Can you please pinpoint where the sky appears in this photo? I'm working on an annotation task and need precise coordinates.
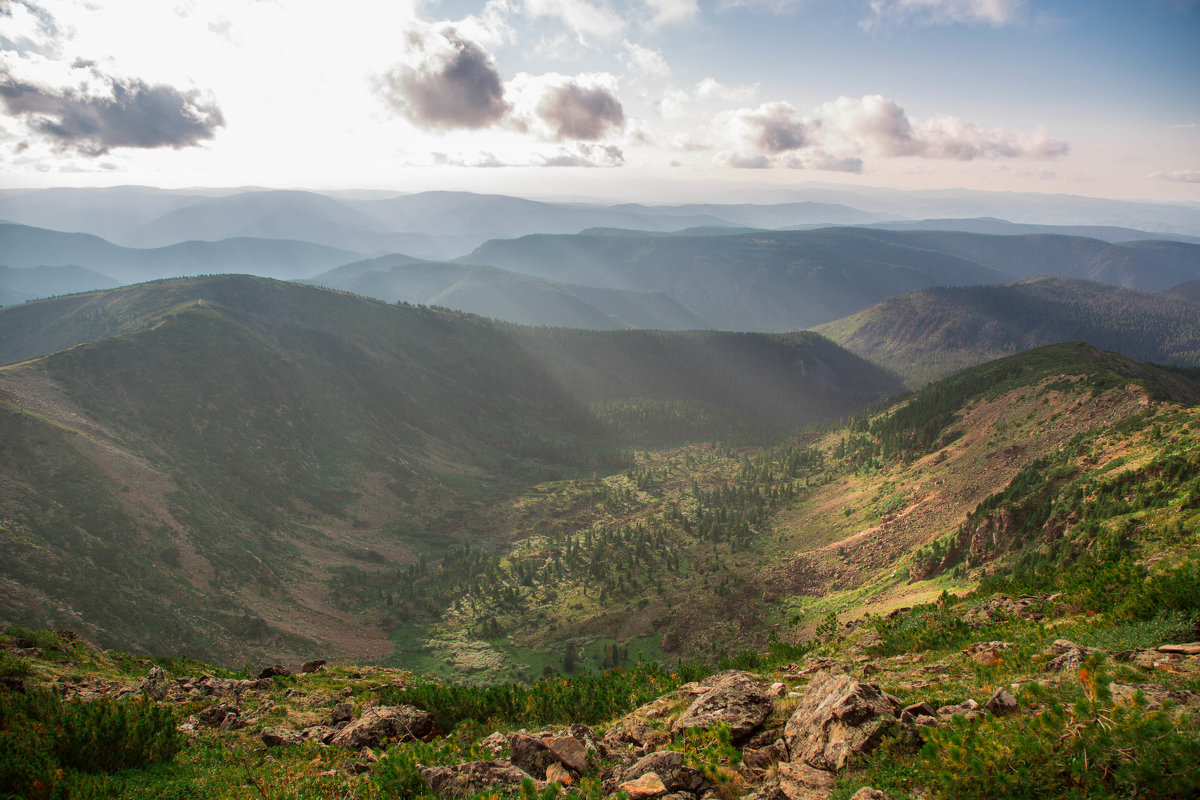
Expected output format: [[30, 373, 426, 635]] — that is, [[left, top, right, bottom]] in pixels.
[[1, 0, 1198, 203]]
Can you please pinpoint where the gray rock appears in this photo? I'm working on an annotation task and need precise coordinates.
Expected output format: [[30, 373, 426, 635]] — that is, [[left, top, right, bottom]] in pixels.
[[138, 666, 168, 701], [545, 735, 588, 772], [257, 664, 291, 679], [624, 750, 685, 784], [480, 731, 510, 756], [301, 659, 327, 673], [850, 788, 889, 800], [509, 732, 555, 779], [783, 672, 911, 772], [1042, 640, 1102, 673], [673, 670, 773, 744], [328, 704, 432, 749]]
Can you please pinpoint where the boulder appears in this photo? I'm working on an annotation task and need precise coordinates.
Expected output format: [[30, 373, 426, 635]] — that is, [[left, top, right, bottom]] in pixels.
[[261, 726, 306, 747], [984, 689, 1018, 716], [1157, 642, 1200, 656], [777, 760, 836, 800], [420, 760, 543, 795], [328, 704, 432, 749], [331, 702, 354, 726], [546, 762, 573, 786], [198, 702, 241, 729], [301, 659, 327, 673], [623, 750, 685, 784], [257, 664, 291, 679], [783, 672, 911, 772], [510, 732, 555, 778], [545, 735, 588, 773], [850, 789, 889, 800], [620, 772, 669, 800], [138, 666, 169, 701], [936, 699, 980, 720], [673, 670, 773, 744]]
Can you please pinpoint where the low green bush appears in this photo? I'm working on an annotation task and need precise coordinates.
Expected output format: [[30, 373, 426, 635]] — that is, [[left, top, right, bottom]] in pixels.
[[0, 687, 182, 799]]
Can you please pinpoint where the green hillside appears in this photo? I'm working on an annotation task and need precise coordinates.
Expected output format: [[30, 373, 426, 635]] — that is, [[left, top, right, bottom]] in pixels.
[[0, 276, 896, 667], [815, 277, 1200, 387]]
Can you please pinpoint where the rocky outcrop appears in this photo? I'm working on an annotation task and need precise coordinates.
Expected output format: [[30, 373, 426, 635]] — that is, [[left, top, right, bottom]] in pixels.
[[419, 760, 543, 795], [138, 666, 169, 701], [783, 672, 911, 772], [328, 705, 432, 749], [1042, 640, 1102, 673], [673, 670, 773, 744]]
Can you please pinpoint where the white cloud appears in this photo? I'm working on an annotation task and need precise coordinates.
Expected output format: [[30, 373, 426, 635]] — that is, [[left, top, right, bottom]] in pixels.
[[522, 0, 627, 43], [719, 94, 1067, 169], [642, 0, 700, 27], [695, 77, 759, 103], [863, 0, 1025, 29], [1149, 169, 1200, 183], [622, 43, 670, 79]]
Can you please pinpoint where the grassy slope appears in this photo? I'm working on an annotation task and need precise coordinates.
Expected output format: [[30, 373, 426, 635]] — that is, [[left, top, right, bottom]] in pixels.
[[0, 276, 896, 669]]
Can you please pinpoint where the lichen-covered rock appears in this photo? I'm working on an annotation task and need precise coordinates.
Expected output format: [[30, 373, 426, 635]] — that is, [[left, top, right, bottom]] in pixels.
[[257, 664, 291, 679], [623, 750, 684, 784], [419, 760, 543, 795], [783, 672, 911, 772], [984, 688, 1018, 715], [480, 731, 511, 756], [673, 670, 773, 744], [776, 760, 836, 800], [301, 659, 327, 673], [545, 735, 588, 772], [328, 704, 432, 749]]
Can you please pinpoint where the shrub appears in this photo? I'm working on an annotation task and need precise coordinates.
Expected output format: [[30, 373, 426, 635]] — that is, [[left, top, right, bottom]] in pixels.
[[917, 655, 1200, 799], [0, 687, 182, 798]]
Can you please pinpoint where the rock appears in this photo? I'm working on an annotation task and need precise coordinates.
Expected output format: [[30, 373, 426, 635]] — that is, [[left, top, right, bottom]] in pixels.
[[328, 704, 432, 749], [545, 735, 589, 773], [784, 672, 911, 772], [1042, 640, 1101, 673], [198, 702, 241, 729], [604, 717, 671, 750], [850, 789, 889, 800], [331, 702, 354, 726], [480, 731, 510, 756], [624, 751, 685, 784], [673, 670, 773, 744], [510, 732, 555, 779], [1157, 643, 1200, 656], [936, 699, 980, 720], [620, 772, 669, 800], [420, 760, 543, 795], [984, 689, 1018, 716], [777, 761, 836, 800], [261, 726, 306, 747], [662, 632, 681, 653], [138, 666, 169, 701], [301, 659, 327, 673], [743, 740, 787, 769], [301, 725, 337, 743], [769, 682, 787, 698], [745, 727, 784, 749], [902, 701, 935, 719], [257, 664, 291, 679], [546, 762, 573, 786]]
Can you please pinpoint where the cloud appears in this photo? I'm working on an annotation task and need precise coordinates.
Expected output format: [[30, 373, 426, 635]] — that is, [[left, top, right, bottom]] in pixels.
[[508, 72, 625, 141], [695, 77, 759, 103], [536, 142, 624, 166], [622, 43, 670, 79], [0, 68, 224, 155], [378, 27, 510, 130], [1149, 169, 1200, 183], [863, 0, 1024, 28], [720, 94, 1067, 169], [523, 0, 626, 43], [0, 0, 61, 57], [642, 0, 699, 27], [717, 0, 806, 13]]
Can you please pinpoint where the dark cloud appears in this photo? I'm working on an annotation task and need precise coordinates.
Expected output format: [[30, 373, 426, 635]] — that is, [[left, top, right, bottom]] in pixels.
[[0, 71, 225, 155], [737, 102, 808, 153], [535, 81, 624, 141], [380, 28, 509, 130]]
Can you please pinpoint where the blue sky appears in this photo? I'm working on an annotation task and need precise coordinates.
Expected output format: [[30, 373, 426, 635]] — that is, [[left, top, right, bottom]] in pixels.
[[1, 0, 1197, 202]]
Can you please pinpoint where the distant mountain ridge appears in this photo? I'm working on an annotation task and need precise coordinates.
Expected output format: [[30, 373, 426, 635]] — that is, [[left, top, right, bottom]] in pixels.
[[814, 276, 1200, 386]]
